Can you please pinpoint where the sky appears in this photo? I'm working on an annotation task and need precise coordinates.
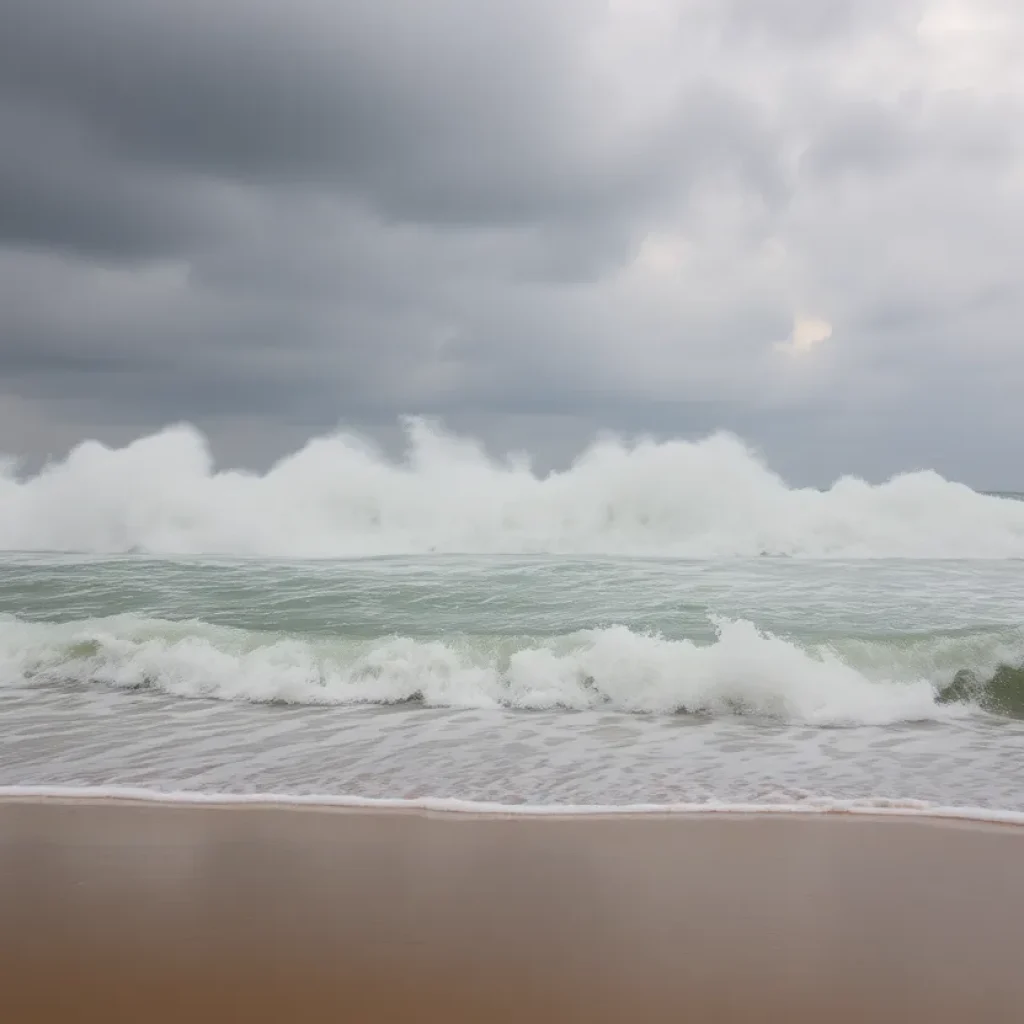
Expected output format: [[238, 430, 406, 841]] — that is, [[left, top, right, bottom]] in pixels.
[[1, 0, 1022, 487]]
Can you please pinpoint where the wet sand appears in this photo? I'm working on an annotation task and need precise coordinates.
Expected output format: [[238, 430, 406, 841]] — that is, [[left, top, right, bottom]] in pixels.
[[1, 798, 1022, 1022]]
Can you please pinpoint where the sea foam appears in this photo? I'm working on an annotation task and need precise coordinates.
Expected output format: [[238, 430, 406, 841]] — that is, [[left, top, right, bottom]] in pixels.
[[3, 613, 1017, 726], [3, 785, 1024, 825], [2, 419, 1023, 558]]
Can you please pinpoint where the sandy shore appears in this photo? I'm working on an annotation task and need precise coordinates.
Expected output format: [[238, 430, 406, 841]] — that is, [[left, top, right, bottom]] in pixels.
[[1, 798, 1022, 1022]]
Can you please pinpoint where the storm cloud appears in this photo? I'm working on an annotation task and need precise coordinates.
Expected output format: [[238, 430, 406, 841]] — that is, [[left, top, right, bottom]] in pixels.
[[1, 0, 1022, 485]]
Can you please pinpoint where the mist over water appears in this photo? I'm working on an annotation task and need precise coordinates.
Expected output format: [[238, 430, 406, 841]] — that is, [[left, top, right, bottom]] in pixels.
[[3, 419, 1024, 558]]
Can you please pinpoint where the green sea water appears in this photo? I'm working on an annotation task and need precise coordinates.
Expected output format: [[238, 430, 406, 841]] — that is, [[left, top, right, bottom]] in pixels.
[[2, 553, 1023, 810]]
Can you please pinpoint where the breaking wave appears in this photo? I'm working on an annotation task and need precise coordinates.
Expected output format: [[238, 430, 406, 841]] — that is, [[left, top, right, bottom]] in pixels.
[[2, 420, 1024, 558], [3, 614, 1022, 725]]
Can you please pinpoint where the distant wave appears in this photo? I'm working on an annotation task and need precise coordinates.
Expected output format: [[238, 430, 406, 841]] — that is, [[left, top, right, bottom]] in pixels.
[[3, 419, 1024, 558], [3, 614, 1021, 725]]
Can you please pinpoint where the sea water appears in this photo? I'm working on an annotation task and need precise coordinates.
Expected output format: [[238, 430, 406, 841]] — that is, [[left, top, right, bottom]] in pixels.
[[1, 424, 1023, 811]]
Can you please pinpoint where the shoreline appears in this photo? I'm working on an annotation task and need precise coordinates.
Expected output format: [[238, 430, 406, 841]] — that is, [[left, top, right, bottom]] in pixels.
[[3, 783, 1024, 825], [2, 795, 1023, 1021]]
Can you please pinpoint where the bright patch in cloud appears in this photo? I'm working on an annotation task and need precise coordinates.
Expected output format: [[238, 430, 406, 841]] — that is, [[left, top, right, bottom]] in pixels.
[[776, 315, 833, 355], [634, 231, 689, 276]]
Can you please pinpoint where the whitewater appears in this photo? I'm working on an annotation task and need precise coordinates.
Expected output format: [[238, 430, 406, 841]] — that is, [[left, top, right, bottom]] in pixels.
[[2, 419, 1024, 558], [1, 421, 1023, 812]]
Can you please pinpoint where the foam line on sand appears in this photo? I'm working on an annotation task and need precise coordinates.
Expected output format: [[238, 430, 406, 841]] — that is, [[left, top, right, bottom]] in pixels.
[[2, 783, 1024, 824]]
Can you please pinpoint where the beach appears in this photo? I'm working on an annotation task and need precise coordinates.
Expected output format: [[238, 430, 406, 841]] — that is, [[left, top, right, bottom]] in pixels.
[[5, 0, 1024, 1017], [2, 797, 1022, 1022]]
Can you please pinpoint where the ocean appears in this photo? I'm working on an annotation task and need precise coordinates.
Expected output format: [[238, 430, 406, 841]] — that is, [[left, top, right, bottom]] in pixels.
[[2, 425, 1023, 813]]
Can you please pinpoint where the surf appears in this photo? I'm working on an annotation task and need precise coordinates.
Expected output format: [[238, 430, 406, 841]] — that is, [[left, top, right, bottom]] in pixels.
[[4, 612, 1022, 724], [2, 419, 1024, 558]]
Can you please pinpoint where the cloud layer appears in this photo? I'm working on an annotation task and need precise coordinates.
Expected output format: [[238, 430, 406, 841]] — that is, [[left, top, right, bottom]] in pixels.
[[1, 0, 1022, 485]]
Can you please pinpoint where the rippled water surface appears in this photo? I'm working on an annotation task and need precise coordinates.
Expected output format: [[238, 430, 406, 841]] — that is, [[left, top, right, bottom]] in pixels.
[[2, 554, 1023, 809]]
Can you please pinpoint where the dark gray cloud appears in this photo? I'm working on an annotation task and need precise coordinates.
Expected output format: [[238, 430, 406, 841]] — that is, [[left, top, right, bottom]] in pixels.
[[1, 0, 782, 228], [0, 0, 1023, 488]]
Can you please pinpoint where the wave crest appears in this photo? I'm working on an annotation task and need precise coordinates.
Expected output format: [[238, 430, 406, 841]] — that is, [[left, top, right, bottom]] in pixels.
[[2, 420, 1024, 558], [4, 614, 1021, 725]]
